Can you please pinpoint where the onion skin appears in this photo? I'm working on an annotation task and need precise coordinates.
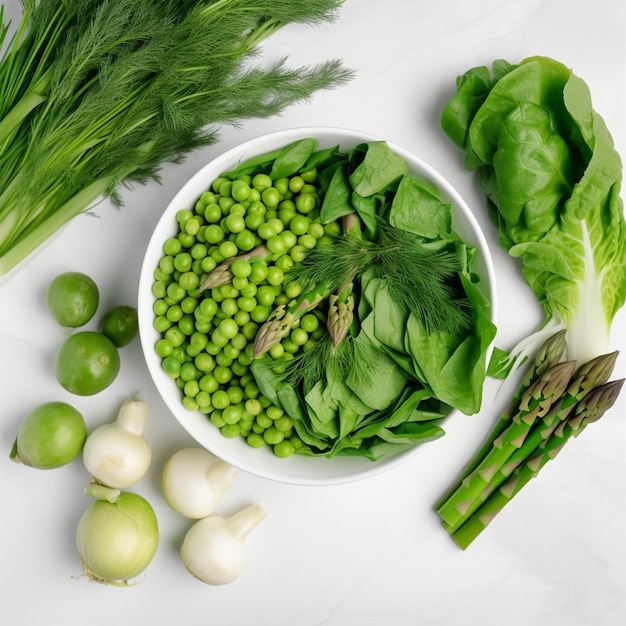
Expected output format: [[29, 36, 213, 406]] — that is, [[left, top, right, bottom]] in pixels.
[[76, 489, 159, 585]]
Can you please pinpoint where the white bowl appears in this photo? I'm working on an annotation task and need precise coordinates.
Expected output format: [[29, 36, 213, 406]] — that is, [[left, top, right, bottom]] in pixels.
[[138, 127, 497, 486]]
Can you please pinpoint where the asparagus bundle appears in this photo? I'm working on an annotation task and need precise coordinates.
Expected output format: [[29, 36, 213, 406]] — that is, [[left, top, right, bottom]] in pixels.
[[435, 331, 623, 549]]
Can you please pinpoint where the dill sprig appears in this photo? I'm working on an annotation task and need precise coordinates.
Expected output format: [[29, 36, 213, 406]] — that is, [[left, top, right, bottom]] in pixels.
[[0, 0, 353, 276], [287, 219, 471, 335], [375, 219, 471, 335]]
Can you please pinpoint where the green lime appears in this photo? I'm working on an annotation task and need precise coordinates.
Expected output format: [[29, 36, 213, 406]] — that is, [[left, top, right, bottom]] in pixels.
[[101, 305, 139, 347], [56, 331, 120, 396], [47, 272, 99, 328], [11, 401, 87, 469]]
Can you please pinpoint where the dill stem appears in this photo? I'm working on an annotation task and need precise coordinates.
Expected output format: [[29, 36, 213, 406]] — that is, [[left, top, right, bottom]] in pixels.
[[0, 82, 47, 144], [0, 175, 115, 277]]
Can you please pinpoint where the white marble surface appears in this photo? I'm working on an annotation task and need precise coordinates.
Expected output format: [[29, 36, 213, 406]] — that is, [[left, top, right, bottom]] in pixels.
[[1, 1, 626, 625]]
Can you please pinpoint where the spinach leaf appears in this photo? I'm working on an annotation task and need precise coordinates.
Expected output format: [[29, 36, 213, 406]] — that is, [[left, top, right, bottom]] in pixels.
[[389, 174, 452, 238], [348, 141, 407, 196], [270, 137, 319, 179], [319, 164, 353, 224]]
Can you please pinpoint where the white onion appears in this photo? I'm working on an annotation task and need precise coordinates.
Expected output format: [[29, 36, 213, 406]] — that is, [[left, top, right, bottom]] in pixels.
[[76, 484, 159, 585], [180, 503, 266, 585], [83, 398, 151, 488], [162, 447, 237, 519]]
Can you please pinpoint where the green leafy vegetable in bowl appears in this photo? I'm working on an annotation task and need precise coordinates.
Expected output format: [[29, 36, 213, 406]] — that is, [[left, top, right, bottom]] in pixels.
[[150, 137, 497, 462]]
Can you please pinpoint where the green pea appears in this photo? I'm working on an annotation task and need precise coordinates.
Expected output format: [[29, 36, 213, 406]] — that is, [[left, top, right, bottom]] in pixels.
[[220, 284, 239, 299], [250, 305, 270, 323], [308, 222, 325, 239], [273, 439, 296, 458], [256, 285, 275, 307], [225, 213, 245, 234], [257, 222, 275, 240], [155, 338, 174, 358], [274, 415, 294, 432], [239, 283, 257, 298], [268, 343, 284, 359], [291, 327, 308, 346], [211, 390, 230, 410], [288, 175, 305, 193], [266, 265, 283, 286], [299, 233, 317, 249], [165, 326, 185, 347], [199, 374, 218, 393], [205, 224, 225, 244], [162, 355, 181, 378], [195, 352, 215, 372], [255, 413, 272, 430], [285, 282, 301, 300], [246, 432, 265, 448], [184, 379, 200, 397], [204, 203, 222, 223], [226, 386, 244, 404], [231, 259, 252, 278], [182, 396, 199, 411], [213, 365, 233, 384], [199, 298, 218, 319], [218, 298, 236, 317], [231, 179, 251, 202], [210, 410, 226, 428], [260, 188, 278, 208], [163, 237, 182, 256], [218, 240, 238, 259], [263, 426, 284, 445], [222, 404, 242, 424], [245, 398, 262, 415], [266, 235, 286, 255], [237, 296, 257, 313], [166, 304, 183, 323], [195, 391, 212, 409], [241, 321, 259, 340], [295, 193, 316, 214], [252, 173, 272, 191], [235, 229, 257, 251], [178, 315, 195, 336], [249, 262, 268, 284], [231, 360, 249, 377], [201, 256, 217, 273], [185, 217, 201, 236], [178, 232, 195, 248], [179, 271, 199, 291], [220, 424, 241, 439], [233, 310, 250, 327]]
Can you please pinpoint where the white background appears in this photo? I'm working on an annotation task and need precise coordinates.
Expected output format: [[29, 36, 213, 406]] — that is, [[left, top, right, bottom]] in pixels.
[[1, 1, 625, 625]]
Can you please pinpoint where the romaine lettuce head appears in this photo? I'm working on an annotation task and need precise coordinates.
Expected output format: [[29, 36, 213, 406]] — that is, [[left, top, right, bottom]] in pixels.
[[442, 55, 626, 364]]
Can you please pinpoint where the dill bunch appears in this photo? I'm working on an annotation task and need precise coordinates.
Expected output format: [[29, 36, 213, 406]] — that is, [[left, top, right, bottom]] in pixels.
[[0, 0, 353, 277]]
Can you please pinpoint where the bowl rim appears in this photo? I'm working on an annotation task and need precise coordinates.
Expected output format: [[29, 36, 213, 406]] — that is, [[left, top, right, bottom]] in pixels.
[[138, 125, 498, 486]]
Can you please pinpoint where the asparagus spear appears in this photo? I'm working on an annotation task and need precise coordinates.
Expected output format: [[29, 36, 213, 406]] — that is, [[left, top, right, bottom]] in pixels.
[[326, 281, 354, 347], [449, 378, 624, 550], [199, 245, 267, 291], [435, 330, 567, 509], [252, 283, 330, 358], [436, 359, 577, 530]]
